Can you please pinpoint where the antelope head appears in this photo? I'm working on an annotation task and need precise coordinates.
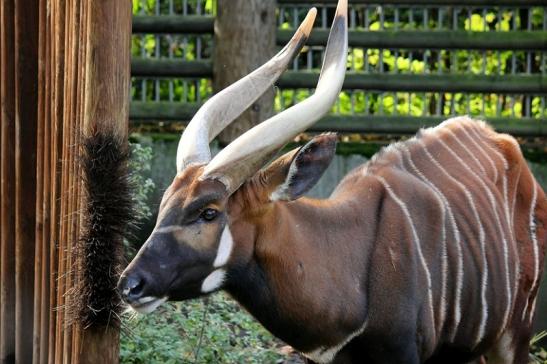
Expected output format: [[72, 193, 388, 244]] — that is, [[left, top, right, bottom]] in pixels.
[[118, 0, 348, 314]]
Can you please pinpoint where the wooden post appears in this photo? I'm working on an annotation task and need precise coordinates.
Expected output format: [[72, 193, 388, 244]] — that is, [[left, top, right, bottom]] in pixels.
[[77, 0, 132, 362], [0, 0, 17, 362], [14, 0, 39, 362], [214, 0, 277, 145], [32, 0, 48, 361], [1, 0, 132, 361]]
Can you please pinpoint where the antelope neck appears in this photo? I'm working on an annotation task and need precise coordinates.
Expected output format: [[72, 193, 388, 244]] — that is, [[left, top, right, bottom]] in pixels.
[[224, 195, 378, 353]]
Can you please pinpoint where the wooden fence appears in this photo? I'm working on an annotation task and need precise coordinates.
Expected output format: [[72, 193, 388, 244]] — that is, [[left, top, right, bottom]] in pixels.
[[129, 0, 546, 137], [0, 1, 131, 363]]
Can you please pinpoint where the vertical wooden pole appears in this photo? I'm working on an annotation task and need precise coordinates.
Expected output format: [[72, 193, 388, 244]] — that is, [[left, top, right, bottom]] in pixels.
[[215, 0, 277, 145], [0, 0, 16, 362], [77, 0, 132, 361], [14, 0, 39, 362], [1, 0, 132, 361], [41, 2, 53, 363], [51, 0, 66, 361], [59, 1, 74, 360], [0, 0, 3, 350], [33, 0, 48, 361], [71, 2, 89, 359]]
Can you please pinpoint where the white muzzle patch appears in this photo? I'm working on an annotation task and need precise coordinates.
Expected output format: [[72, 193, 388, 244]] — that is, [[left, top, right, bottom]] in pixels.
[[201, 269, 226, 293], [129, 296, 168, 314]]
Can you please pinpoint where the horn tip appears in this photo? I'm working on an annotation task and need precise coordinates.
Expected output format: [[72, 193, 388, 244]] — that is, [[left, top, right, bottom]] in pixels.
[[335, 0, 348, 17], [300, 8, 317, 36]]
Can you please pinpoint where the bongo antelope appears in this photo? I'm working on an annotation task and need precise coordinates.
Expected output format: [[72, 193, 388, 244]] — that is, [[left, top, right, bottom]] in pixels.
[[118, 0, 547, 362]]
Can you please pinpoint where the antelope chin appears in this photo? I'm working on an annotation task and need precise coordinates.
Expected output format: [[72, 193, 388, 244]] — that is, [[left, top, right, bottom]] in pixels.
[[129, 296, 168, 314]]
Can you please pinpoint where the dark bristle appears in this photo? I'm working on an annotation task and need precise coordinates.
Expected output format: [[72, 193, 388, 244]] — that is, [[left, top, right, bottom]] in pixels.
[[71, 129, 135, 329]]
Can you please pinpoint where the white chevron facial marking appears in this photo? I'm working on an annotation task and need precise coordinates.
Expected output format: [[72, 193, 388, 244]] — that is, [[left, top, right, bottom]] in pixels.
[[155, 225, 184, 234], [214, 226, 234, 268]]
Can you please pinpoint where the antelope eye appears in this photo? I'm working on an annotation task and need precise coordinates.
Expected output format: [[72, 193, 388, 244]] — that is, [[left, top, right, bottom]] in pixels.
[[200, 208, 218, 222]]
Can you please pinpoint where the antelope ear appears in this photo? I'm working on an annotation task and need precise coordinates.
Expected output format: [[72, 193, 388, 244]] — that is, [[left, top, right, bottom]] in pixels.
[[266, 134, 337, 201]]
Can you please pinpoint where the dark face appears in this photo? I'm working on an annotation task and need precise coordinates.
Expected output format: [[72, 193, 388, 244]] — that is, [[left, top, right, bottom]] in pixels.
[[117, 165, 233, 313]]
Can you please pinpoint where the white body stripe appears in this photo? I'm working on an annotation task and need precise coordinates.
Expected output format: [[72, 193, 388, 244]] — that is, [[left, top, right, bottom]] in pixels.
[[438, 132, 514, 338], [465, 126, 519, 328], [436, 137, 500, 343], [373, 174, 437, 340], [401, 146, 461, 339], [529, 296, 538, 325], [528, 183, 539, 323], [418, 140, 487, 344], [459, 125, 498, 182], [445, 129, 487, 177], [466, 126, 512, 231], [303, 321, 368, 364]]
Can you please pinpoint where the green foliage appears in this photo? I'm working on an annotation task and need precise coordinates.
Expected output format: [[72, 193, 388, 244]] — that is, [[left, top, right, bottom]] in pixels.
[[126, 142, 155, 255], [132, 0, 216, 16], [130, 3, 545, 121], [129, 142, 155, 222], [530, 331, 547, 364], [120, 293, 283, 363]]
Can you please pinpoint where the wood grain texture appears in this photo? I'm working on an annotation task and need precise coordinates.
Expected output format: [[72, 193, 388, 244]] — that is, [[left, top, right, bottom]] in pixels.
[[1, 0, 16, 361], [77, 0, 132, 362], [14, 0, 39, 362], [215, 0, 277, 145], [1, 0, 131, 361], [83, 0, 131, 137]]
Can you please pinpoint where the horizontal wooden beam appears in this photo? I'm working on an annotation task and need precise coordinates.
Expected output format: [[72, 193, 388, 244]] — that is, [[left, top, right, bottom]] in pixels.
[[132, 15, 214, 34], [131, 58, 212, 77], [278, 0, 545, 5], [277, 72, 546, 94], [129, 102, 546, 136], [309, 115, 546, 136], [130, 101, 201, 120], [277, 30, 547, 51], [130, 16, 545, 52], [129, 59, 545, 94]]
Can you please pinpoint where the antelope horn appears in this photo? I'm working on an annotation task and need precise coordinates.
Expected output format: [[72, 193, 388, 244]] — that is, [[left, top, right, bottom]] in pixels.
[[201, 0, 348, 193], [176, 8, 317, 172]]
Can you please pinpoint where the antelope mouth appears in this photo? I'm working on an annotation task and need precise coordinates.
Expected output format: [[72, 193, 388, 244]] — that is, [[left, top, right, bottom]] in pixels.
[[128, 296, 168, 314]]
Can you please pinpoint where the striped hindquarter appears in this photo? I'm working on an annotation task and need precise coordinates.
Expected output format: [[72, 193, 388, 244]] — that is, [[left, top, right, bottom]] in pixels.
[[355, 117, 546, 361]]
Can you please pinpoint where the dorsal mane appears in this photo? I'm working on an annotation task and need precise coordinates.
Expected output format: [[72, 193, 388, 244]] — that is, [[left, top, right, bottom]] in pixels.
[[366, 116, 496, 171]]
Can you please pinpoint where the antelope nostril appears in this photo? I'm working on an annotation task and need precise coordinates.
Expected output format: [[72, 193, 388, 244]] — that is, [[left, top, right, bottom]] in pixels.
[[119, 274, 146, 302]]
